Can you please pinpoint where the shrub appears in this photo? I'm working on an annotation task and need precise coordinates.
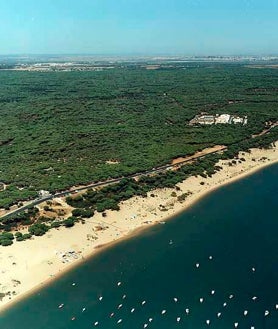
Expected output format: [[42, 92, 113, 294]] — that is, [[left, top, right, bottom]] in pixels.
[[1, 239, 13, 246], [22, 233, 32, 240], [28, 223, 49, 236], [51, 221, 61, 228], [63, 218, 75, 227]]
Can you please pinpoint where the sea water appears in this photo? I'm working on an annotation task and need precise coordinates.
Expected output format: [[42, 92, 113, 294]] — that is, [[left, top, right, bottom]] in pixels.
[[0, 163, 277, 329]]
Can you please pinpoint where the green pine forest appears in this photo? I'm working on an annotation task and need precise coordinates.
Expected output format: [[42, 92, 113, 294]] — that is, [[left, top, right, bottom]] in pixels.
[[0, 63, 277, 209]]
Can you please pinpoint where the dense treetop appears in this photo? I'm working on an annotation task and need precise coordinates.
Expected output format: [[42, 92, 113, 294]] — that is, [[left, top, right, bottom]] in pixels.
[[0, 63, 277, 208]]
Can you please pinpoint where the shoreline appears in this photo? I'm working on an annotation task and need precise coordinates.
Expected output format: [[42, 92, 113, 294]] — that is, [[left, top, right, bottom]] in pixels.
[[0, 144, 277, 314]]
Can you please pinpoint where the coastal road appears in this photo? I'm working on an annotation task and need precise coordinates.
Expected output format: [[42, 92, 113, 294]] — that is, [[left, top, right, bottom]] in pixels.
[[2, 119, 277, 221], [0, 146, 227, 220]]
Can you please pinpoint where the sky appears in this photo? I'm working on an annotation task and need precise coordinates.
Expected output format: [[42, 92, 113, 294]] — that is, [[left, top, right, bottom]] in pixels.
[[0, 0, 277, 55]]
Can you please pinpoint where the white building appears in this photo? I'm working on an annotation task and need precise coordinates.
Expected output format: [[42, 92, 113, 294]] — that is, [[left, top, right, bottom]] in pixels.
[[215, 114, 231, 124], [38, 190, 51, 198], [232, 116, 244, 124]]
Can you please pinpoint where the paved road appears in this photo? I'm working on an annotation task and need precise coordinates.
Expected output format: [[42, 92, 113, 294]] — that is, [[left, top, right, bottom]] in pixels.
[[0, 147, 226, 220], [1, 121, 276, 221]]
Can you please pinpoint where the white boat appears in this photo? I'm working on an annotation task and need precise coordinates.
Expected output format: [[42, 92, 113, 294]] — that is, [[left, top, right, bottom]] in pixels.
[[161, 310, 166, 315], [173, 297, 178, 302], [118, 304, 123, 309], [196, 263, 200, 268], [143, 324, 148, 328], [142, 300, 146, 305], [244, 310, 248, 316], [58, 303, 64, 309], [217, 312, 221, 318], [209, 256, 213, 260], [234, 322, 239, 328], [211, 290, 215, 295], [117, 281, 122, 286], [177, 317, 181, 322], [148, 318, 153, 322], [229, 294, 234, 299], [264, 310, 269, 316], [252, 296, 257, 301], [117, 319, 122, 324], [131, 308, 135, 313], [82, 307, 86, 312], [122, 294, 126, 299], [185, 308, 189, 314], [206, 320, 210, 325], [223, 302, 227, 307], [99, 296, 103, 301], [199, 298, 204, 303], [94, 321, 99, 326]]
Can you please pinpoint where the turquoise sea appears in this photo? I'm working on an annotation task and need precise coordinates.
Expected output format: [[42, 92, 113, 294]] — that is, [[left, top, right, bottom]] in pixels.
[[0, 163, 277, 329]]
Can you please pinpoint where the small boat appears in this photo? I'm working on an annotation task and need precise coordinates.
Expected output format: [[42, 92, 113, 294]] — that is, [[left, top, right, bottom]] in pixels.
[[185, 308, 189, 314], [122, 294, 126, 299], [71, 317, 76, 321], [148, 318, 153, 322], [252, 296, 257, 301], [94, 321, 99, 326], [117, 319, 122, 324], [276, 304, 278, 310], [131, 308, 135, 313], [244, 310, 248, 316], [229, 294, 234, 299], [118, 304, 123, 309], [173, 297, 178, 302], [217, 312, 221, 318], [141, 300, 146, 305], [199, 298, 204, 303], [223, 302, 227, 307], [234, 322, 239, 328], [82, 307, 86, 312], [99, 296, 103, 301], [143, 324, 148, 328], [110, 313, 114, 318], [169, 240, 173, 245], [117, 282, 122, 286], [161, 310, 166, 315], [252, 267, 256, 272], [58, 303, 64, 309], [264, 310, 269, 316], [72, 283, 76, 286], [209, 256, 213, 260], [196, 263, 200, 268], [206, 320, 210, 325], [211, 290, 215, 295], [177, 317, 181, 323]]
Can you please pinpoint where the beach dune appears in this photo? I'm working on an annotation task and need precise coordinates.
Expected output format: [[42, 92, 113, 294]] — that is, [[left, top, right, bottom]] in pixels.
[[0, 143, 277, 312]]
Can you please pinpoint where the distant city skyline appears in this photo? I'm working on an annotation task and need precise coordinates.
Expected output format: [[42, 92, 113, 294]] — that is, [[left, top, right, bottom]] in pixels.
[[0, 0, 277, 55]]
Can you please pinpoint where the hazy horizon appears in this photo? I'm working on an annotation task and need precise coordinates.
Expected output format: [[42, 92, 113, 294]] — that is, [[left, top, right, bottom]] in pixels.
[[1, 53, 278, 57], [0, 0, 277, 55]]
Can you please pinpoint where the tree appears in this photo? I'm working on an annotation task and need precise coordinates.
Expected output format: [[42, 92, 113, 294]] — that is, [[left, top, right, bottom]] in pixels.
[[28, 223, 49, 236]]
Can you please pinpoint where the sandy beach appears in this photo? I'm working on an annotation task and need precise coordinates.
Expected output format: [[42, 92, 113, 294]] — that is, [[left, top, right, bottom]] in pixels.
[[0, 143, 277, 313]]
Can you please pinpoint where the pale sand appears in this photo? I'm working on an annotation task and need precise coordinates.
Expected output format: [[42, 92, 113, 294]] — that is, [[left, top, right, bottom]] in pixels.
[[0, 143, 277, 312]]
